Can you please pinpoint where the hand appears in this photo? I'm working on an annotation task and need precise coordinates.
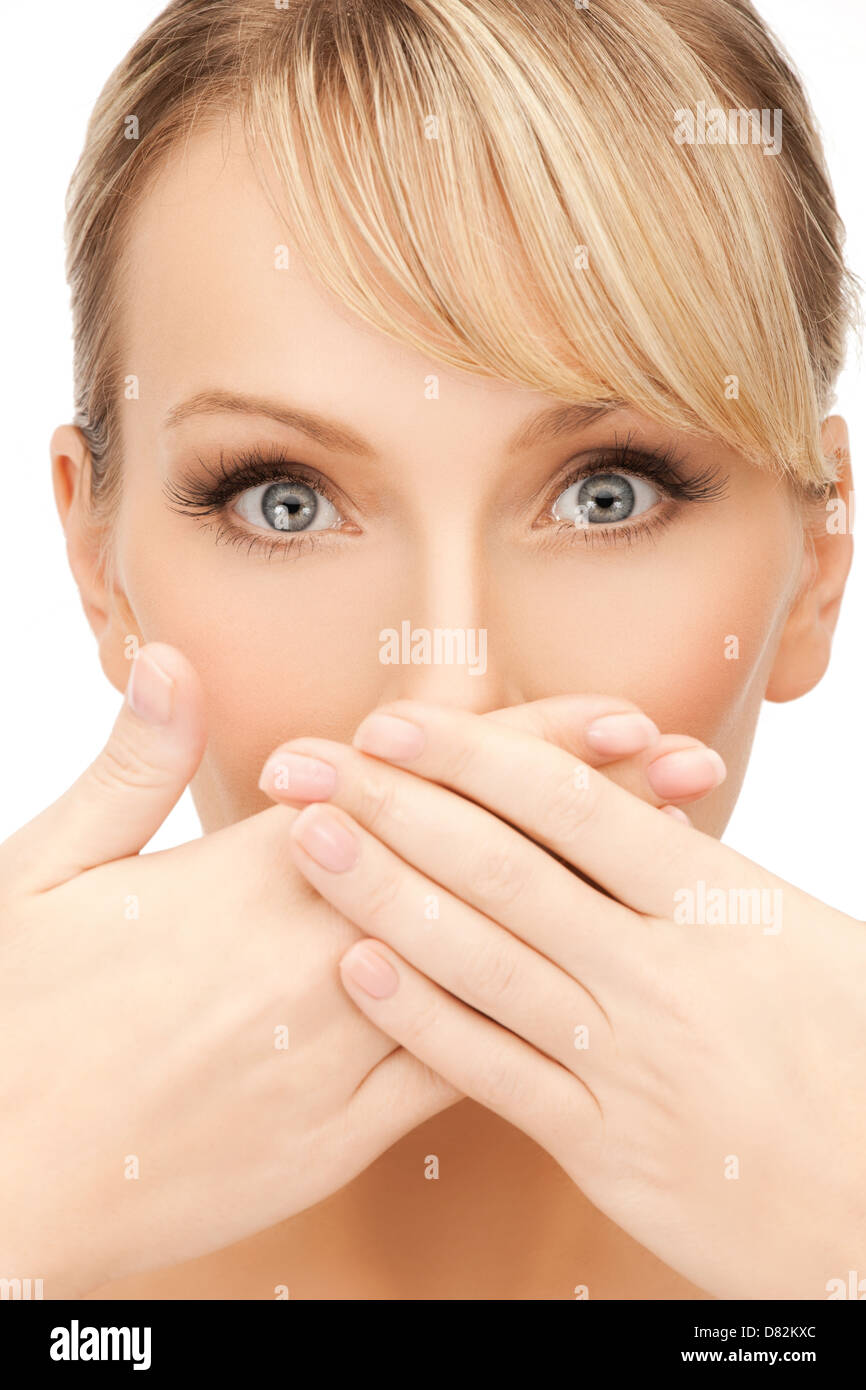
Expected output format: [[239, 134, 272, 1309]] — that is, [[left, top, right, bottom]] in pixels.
[[261, 700, 866, 1299], [0, 648, 457, 1297], [266, 690, 727, 819]]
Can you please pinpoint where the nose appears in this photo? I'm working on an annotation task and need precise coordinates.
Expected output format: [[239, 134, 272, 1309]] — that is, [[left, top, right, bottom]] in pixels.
[[376, 531, 525, 712]]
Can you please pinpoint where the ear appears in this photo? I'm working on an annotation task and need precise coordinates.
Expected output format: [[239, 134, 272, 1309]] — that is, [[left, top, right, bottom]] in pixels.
[[765, 416, 854, 703], [51, 424, 142, 695]]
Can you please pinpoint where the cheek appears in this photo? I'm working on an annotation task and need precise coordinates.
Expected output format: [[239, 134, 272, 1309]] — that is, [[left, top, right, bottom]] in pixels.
[[117, 525, 406, 824], [115, 491, 800, 834], [492, 518, 799, 815]]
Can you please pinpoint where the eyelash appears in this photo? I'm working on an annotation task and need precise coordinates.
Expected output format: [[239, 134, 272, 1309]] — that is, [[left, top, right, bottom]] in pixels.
[[163, 435, 729, 559], [537, 433, 729, 550], [163, 445, 349, 562]]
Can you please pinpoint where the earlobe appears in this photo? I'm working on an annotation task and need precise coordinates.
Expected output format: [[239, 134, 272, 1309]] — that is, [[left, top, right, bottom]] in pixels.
[[765, 416, 854, 704], [50, 424, 142, 694]]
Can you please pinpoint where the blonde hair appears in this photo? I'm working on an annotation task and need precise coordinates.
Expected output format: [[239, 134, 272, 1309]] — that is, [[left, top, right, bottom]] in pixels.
[[64, 0, 860, 557]]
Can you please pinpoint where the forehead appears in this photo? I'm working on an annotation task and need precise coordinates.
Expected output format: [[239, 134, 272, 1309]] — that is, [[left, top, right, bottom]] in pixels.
[[119, 119, 548, 457]]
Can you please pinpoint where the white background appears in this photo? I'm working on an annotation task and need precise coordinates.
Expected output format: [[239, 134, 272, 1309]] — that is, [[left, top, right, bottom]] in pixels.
[[2, 0, 863, 915]]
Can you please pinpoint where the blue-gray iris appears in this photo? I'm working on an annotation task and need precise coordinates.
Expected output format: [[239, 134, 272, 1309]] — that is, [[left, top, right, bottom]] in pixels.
[[263, 481, 319, 531], [579, 473, 635, 523]]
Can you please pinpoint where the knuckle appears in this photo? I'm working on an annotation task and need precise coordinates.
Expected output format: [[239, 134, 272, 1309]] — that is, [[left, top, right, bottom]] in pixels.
[[356, 771, 400, 836], [537, 767, 601, 845], [482, 1049, 523, 1111], [441, 731, 483, 784], [469, 845, 526, 908], [401, 993, 442, 1053], [460, 937, 519, 1005], [361, 866, 404, 926], [91, 734, 162, 792]]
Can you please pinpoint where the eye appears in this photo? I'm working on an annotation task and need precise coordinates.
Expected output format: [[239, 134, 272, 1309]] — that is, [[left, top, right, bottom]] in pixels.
[[551, 471, 661, 527], [232, 479, 342, 534]]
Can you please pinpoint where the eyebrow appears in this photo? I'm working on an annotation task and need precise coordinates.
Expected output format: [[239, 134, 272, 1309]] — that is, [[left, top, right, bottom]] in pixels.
[[164, 390, 379, 458], [504, 400, 624, 453], [163, 390, 624, 457]]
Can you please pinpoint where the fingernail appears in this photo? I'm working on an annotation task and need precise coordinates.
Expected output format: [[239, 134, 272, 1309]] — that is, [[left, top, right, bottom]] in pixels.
[[291, 805, 359, 872], [647, 747, 726, 799], [258, 752, 337, 800], [584, 712, 660, 755], [353, 713, 426, 762], [126, 650, 174, 725], [341, 943, 399, 999], [660, 804, 691, 825]]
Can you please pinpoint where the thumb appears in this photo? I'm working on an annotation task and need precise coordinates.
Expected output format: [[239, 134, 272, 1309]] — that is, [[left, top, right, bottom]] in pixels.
[[6, 643, 207, 894]]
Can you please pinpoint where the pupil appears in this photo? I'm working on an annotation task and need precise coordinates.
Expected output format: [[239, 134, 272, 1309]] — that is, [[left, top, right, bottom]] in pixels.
[[578, 473, 634, 524], [263, 481, 318, 532]]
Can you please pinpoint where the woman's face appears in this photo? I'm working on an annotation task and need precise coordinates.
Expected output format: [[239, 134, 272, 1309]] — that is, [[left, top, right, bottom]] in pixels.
[[96, 122, 815, 835]]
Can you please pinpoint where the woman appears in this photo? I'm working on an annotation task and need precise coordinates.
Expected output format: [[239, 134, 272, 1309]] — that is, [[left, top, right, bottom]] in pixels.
[[1, 0, 861, 1299]]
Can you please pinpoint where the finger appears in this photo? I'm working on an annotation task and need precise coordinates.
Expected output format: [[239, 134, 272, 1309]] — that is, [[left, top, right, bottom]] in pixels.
[[485, 694, 661, 763], [349, 700, 732, 918], [340, 937, 599, 1154], [3, 643, 207, 894], [261, 736, 637, 985], [259, 692, 722, 811], [288, 802, 614, 1078], [345, 1047, 463, 1154], [485, 695, 723, 805]]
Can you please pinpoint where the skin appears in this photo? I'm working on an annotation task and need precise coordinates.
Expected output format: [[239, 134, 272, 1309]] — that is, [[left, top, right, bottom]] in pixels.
[[48, 118, 854, 1298], [0, 656, 713, 1298], [263, 701, 866, 1299]]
